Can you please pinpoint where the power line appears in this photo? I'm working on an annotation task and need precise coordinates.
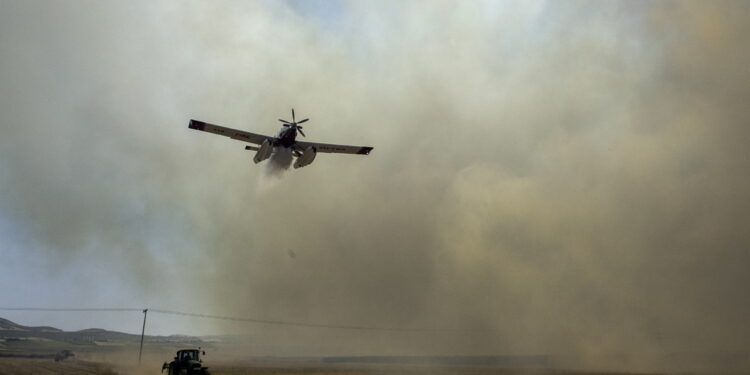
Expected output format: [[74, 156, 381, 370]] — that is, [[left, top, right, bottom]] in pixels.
[[149, 309, 466, 332], [0, 307, 141, 312], [0, 307, 473, 332]]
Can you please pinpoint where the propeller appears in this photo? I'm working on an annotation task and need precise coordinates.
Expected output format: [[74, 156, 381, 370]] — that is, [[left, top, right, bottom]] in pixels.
[[277, 108, 309, 136]]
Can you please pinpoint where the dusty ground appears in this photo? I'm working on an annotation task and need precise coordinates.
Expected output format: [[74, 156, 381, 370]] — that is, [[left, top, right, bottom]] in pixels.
[[0, 358, 674, 375], [0, 358, 117, 375]]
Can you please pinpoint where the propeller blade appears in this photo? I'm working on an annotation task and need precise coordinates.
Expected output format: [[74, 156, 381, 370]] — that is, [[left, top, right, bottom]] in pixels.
[[297, 118, 309, 124], [279, 119, 292, 124], [291, 109, 295, 123], [298, 128, 306, 137], [282, 124, 290, 127]]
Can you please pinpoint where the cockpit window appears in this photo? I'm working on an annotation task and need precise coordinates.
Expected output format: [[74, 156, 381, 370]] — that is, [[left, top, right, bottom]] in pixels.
[[180, 351, 196, 360]]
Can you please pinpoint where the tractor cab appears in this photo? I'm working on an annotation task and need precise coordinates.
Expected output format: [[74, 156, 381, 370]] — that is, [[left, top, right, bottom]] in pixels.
[[177, 349, 202, 362]]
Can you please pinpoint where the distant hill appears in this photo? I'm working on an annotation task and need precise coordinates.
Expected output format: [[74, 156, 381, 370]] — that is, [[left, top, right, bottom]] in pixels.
[[0, 317, 62, 333], [0, 317, 201, 344]]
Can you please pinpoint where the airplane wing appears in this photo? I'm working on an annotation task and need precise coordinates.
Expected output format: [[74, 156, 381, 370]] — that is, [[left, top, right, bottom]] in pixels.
[[188, 119, 274, 145], [295, 140, 373, 155]]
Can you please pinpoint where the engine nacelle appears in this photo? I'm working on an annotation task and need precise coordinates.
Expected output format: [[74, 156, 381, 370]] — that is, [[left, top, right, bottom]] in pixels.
[[293, 146, 317, 169], [253, 139, 273, 164]]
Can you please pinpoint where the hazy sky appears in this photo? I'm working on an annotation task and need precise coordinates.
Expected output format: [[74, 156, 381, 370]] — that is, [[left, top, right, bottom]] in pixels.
[[1, 0, 749, 371]]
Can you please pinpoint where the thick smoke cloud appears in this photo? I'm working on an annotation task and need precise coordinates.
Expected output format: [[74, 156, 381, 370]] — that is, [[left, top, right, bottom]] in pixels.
[[1, 0, 750, 371]]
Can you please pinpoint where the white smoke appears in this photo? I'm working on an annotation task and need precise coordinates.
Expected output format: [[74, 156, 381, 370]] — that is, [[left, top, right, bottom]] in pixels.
[[3, 1, 750, 371], [264, 147, 293, 178]]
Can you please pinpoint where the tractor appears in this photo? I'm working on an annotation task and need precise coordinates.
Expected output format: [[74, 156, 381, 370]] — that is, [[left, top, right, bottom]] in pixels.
[[161, 348, 210, 375], [54, 350, 75, 362]]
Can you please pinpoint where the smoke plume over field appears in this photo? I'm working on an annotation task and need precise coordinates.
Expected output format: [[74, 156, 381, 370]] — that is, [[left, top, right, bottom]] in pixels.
[[2, 0, 750, 371]]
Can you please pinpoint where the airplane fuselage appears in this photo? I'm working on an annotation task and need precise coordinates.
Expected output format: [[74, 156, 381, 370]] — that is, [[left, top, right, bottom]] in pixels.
[[275, 126, 297, 148]]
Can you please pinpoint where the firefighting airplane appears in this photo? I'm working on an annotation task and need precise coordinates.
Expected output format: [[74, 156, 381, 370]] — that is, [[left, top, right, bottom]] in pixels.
[[188, 109, 373, 169]]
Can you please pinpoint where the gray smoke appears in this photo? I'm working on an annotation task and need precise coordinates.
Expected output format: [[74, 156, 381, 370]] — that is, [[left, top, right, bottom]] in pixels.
[[2, 0, 750, 372], [265, 147, 293, 178]]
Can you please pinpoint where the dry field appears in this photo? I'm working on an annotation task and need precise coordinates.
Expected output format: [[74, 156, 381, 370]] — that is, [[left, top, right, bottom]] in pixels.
[[0, 358, 117, 375], [0, 358, 670, 375]]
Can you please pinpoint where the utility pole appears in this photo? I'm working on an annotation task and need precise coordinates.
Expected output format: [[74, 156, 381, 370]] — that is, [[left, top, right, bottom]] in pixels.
[[138, 308, 148, 365]]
